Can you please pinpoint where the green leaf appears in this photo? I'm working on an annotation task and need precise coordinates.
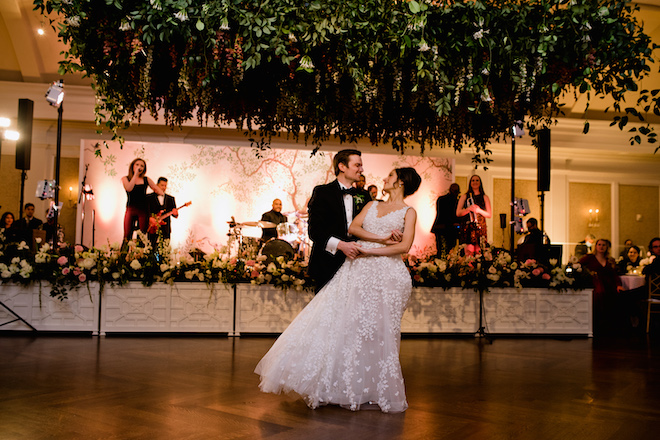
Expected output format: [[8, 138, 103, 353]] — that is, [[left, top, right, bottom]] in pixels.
[[196, 19, 204, 31]]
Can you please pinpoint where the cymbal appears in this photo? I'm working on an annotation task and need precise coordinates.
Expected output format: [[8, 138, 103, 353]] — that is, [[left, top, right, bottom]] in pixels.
[[238, 221, 277, 228]]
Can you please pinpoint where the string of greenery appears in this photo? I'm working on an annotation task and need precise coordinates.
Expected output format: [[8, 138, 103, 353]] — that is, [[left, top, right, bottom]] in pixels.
[[35, 0, 659, 164]]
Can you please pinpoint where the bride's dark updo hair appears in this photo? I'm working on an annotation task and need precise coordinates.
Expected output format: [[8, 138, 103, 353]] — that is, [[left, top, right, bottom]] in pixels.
[[395, 167, 422, 197]]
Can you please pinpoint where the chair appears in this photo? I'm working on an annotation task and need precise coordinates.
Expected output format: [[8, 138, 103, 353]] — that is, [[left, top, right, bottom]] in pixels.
[[646, 274, 660, 333]]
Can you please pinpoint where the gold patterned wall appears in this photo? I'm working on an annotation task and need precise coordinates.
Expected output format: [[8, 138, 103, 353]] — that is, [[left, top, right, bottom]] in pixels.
[[569, 182, 611, 251], [455, 176, 468, 194], [59, 157, 80, 245], [492, 179, 541, 249], [619, 185, 659, 252], [0, 155, 22, 217]]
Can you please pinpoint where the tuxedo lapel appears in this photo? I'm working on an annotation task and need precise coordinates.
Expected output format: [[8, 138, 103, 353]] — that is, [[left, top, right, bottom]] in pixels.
[[331, 180, 350, 234]]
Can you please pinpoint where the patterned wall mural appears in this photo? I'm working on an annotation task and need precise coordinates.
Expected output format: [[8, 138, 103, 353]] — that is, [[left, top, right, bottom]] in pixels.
[[79, 140, 453, 256]]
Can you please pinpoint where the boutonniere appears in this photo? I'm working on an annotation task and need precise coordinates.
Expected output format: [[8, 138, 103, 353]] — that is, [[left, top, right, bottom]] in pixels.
[[353, 194, 365, 205]]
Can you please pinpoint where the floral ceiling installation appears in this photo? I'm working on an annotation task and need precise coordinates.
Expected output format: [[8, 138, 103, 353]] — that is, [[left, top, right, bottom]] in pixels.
[[35, 0, 659, 163]]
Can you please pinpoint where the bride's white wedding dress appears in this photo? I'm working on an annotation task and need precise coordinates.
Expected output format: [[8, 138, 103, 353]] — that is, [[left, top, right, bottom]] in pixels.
[[255, 202, 412, 413]]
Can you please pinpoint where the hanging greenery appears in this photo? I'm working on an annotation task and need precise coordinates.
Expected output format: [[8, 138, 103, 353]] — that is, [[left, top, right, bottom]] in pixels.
[[34, 0, 659, 163]]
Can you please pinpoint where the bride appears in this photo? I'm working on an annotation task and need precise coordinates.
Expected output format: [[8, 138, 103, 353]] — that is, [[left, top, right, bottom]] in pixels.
[[255, 167, 421, 413]]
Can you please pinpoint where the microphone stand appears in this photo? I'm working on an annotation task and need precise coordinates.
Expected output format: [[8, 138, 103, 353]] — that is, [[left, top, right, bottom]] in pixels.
[[79, 165, 88, 245], [474, 253, 492, 343], [474, 288, 492, 343]]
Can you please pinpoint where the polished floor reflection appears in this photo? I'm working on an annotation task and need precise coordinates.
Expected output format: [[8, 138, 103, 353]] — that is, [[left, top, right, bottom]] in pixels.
[[1, 334, 659, 439]]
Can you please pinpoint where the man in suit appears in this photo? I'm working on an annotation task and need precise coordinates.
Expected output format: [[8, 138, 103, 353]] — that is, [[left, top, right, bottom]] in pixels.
[[431, 183, 460, 257], [147, 177, 178, 246], [308, 149, 371, 292], [17, 203, 43, 246]]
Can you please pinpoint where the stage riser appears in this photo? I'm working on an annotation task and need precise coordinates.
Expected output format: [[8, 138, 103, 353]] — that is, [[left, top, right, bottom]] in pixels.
[[0, 283, 592, 336]]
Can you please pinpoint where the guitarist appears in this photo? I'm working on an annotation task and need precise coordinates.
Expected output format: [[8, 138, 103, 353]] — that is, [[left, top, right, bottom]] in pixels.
[[147, 177, 178, 246]]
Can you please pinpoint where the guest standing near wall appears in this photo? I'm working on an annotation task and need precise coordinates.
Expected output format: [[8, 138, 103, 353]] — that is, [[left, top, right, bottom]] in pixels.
[[579, 239, 624, 336]]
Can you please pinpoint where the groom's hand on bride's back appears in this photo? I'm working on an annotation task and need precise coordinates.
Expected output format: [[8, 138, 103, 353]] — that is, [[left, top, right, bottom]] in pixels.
[[337, 241, 362, 259]]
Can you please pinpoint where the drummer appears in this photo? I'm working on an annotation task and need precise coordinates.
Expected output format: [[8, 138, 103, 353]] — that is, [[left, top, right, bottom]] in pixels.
[[260, 199, 288, 243]]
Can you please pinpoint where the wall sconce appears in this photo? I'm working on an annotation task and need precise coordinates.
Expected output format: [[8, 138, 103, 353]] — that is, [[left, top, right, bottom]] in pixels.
[[588, 208, 600, 228], [67, 186, 76, 208]]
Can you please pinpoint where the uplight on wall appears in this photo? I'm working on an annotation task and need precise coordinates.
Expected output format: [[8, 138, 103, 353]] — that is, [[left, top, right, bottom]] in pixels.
[[0, 117, 20, 168], [588, 208, 600, 228], [1, 117, 19, 139]]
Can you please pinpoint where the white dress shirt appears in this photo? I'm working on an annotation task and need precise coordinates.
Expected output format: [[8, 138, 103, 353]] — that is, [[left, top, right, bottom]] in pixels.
[[325, 182, 354, 255]]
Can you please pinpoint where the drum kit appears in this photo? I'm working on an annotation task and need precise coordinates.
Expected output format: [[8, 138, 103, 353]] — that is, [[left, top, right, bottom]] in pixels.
[[226, 212, 310, 262]]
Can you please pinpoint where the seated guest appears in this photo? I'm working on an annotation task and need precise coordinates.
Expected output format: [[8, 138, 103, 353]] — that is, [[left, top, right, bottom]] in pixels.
[[260, 199, 288, 242], [574, 234, 595, 259], [16, 203, 43, 245], [617, 245, 641, 274], [619, 238, 633, 258], [43, 211, 63, 245], [1, 211, 18, 243], [579, 238, 624, 336], [643, 237, 660, 278]]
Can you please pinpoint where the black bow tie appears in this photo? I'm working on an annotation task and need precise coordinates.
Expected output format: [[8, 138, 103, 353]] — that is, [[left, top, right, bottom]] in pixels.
[[341, 187, 357, 196]]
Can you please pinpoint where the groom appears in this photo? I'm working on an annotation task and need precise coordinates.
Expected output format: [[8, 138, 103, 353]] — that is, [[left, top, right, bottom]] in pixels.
[[308, 149, 371, 292]]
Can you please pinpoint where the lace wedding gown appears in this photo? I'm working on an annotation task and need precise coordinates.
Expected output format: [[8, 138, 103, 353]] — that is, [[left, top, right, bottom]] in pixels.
[[255, 202, 412, 413]]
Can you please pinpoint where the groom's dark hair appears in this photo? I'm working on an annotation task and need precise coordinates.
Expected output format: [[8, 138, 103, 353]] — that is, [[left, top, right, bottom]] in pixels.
[[333, 149, 362, 176]]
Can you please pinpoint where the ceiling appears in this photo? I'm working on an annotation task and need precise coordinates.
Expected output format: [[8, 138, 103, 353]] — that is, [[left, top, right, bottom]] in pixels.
[[1, 0, 660, 174]]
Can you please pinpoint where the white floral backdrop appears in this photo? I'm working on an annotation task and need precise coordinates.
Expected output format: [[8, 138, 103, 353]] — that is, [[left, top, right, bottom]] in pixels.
[[77, 140, 453, 255]]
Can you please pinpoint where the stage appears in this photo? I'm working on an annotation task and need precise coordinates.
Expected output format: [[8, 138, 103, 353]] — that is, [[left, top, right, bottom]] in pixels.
[[0, 283, 593, 336]]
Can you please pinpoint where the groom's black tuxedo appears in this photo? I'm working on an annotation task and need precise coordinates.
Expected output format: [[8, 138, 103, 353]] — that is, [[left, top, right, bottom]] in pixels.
[[308, 180, 370, 292]]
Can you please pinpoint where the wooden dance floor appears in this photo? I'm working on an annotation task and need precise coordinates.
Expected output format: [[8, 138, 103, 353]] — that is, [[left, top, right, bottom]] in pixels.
[[1, 333, 659, 439]]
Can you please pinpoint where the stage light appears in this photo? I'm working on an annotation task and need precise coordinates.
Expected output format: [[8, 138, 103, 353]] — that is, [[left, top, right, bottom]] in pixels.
[[37, 28, 45, 36], [0, 117, 10, 128], [511, 121, 525, 137], [45, 80, 65, 247], [83, 184, 95, 201], [45, 80, 64, 107]]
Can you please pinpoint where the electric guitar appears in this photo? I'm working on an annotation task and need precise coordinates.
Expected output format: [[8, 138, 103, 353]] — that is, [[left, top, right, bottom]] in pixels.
[[148, 201, 191, 234]]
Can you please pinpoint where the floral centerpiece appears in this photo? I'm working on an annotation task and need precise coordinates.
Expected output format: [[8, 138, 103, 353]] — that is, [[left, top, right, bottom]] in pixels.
[[34, 0, 659, 164]]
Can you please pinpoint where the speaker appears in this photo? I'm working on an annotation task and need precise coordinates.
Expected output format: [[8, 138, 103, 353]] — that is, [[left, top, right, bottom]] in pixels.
[[15, 98, 34, 170], [499, 213, 507, 229], [537, 128, 551, 192]]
